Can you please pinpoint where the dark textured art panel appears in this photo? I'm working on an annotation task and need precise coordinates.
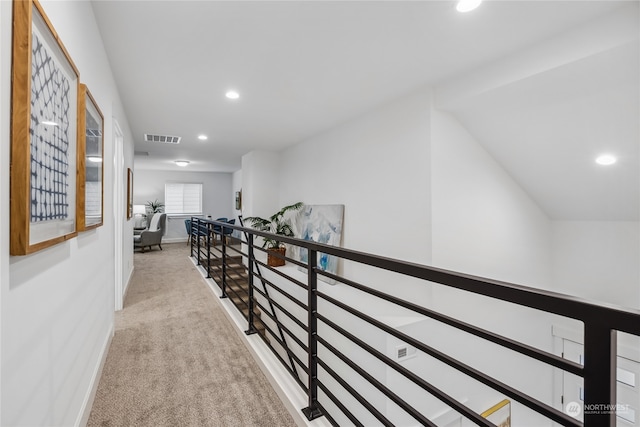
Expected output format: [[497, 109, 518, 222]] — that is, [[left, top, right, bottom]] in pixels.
[[30, 31, 71, 222]]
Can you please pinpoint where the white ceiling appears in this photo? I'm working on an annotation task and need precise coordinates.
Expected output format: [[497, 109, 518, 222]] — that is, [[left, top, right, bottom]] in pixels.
[[91, 0, 639, 221]]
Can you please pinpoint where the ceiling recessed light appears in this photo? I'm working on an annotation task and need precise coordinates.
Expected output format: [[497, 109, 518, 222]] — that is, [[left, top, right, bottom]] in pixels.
[[175, 160, 190, 167], [456, 0, 482, 12], [595, 154, 617, 166], [87, 156, 102, 163], [197, 134, 208, 141], [225, 90, 240, 100]]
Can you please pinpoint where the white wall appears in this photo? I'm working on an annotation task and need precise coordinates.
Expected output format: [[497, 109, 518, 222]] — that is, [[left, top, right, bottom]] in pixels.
[[133, 170, 233, 242], [241, 151, 281, 219], [552, 220, 640, 309], [278, 89, 432, 266], [120, 123, 135, 303], [428, 109, 559, 425], [1, 1, 134, 426], [431, 109, 552, 288]]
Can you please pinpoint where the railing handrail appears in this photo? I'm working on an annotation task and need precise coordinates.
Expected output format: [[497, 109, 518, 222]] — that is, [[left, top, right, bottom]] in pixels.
[[193, 217, 640, 426], [196, 217, 640, 333]]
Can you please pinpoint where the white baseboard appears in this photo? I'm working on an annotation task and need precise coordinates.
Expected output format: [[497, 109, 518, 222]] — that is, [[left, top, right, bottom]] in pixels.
[[123, 264, 134, 300], [190, 256, 330, 427], [75, 324, 114, 427], [124, 265, 134, 302], [163, 237, 188, 244]]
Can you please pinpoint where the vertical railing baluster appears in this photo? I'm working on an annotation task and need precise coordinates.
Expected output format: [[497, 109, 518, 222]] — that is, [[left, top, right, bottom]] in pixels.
[[245, 234, 257, 335], [221, 221, 228, 298], [206, 221, 212, 278], [583, 323, 617, 426], [303, 248, 324, 420], [191, 217, 195, 258], [196, 218, 201, 265], [189, 217, 193, 257], [194, 217, 198, 258]]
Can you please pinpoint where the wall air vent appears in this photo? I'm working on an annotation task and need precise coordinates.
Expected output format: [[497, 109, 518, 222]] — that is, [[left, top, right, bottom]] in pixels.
[[395, 344, 416, 361], [144, 133, 181, 144]]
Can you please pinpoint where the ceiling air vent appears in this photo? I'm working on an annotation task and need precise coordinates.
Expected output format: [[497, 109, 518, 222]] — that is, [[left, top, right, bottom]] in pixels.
[[144, 133, 181, 144], [134, 151, 149, 156]]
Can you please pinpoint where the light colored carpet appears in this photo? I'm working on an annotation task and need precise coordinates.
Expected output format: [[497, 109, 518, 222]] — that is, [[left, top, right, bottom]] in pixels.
[[87, 243, 297, 427]]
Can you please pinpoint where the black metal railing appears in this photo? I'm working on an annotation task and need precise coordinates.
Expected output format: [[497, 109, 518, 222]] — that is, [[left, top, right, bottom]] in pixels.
[[190, 217, 640, 427]]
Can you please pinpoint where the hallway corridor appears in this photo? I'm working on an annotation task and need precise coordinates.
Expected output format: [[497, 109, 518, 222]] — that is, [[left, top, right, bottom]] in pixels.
[[87, 243, 296, 426]]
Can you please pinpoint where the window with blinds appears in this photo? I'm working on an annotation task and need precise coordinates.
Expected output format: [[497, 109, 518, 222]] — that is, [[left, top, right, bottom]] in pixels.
[[165, 183, 203, 215]]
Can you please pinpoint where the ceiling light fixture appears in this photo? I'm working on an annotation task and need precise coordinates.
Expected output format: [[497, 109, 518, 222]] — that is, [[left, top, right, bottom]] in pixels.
[[40, 120, 58, 126], [87, 156, 102, 163], [225, 90, 240, 100], [595, 154, 617, 166], [175, 160, 190, 167], [456, 0, 482, 12], [197, 134, 208, 141]]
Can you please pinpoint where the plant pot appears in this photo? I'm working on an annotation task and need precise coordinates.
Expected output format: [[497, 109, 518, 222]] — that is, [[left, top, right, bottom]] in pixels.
[[267, 247, 286, 267]]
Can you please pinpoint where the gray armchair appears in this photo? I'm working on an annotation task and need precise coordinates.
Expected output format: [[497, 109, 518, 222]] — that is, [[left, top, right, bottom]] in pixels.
[[134, 213, 166, 252]]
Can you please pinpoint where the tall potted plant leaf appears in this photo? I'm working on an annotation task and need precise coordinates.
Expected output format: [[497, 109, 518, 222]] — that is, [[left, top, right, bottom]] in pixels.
[[245, 202, 303, 266], [145, 199, 165, 214]]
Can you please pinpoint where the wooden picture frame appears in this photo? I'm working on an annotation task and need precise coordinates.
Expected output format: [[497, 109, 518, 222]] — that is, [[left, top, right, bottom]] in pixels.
[[77, 84, 104, 231], [126, 168, 133, 220], [235, 190, 242, 211], [10, 0, 81, 255]]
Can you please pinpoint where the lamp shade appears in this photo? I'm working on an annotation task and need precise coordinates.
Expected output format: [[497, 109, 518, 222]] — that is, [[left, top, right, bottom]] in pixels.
[[133, 204, 146, 215]]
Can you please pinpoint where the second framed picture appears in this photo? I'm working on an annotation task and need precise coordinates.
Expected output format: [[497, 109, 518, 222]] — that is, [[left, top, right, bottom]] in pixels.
[[77, 84, 104, 231], [127, 168, 134, 220]]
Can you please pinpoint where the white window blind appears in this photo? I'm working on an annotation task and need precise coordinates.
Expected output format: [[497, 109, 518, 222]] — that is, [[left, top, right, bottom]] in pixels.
[[165, 183, 202, 215]]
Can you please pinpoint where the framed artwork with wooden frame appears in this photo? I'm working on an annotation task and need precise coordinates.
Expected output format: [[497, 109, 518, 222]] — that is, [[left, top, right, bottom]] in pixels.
[[77, 84, 104, 231], [10, 0, 81, 255], [126, 168, 133, 220], [235, 190, 242, 211]]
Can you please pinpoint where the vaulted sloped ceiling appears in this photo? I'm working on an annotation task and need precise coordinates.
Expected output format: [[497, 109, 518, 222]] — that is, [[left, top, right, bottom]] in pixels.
[[436, 5, 639, 221]]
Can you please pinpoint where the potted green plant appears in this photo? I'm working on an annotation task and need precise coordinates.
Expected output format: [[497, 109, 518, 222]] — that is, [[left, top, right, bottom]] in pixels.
[[245, 202, 303, 267], [145, 199, 165, 214]]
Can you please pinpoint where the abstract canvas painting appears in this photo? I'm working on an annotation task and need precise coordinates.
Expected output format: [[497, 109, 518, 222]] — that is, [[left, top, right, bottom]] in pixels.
[[294, 205, 345, 283]]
